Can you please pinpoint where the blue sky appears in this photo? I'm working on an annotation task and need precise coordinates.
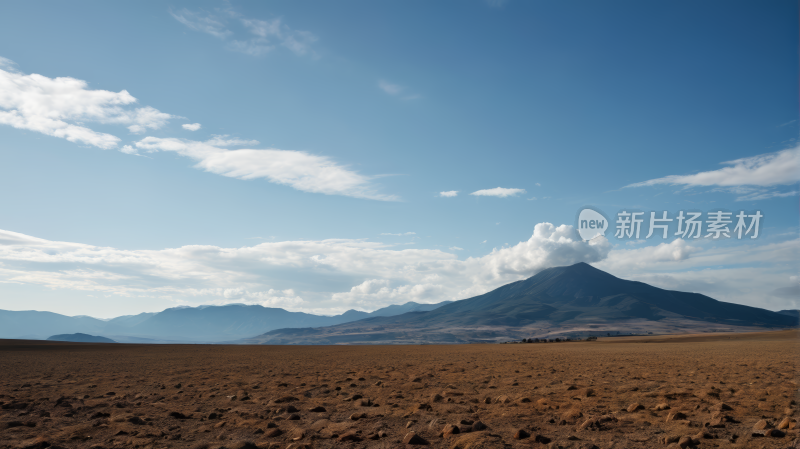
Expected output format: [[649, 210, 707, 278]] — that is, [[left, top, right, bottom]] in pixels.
[[0, 0, 797, 318]]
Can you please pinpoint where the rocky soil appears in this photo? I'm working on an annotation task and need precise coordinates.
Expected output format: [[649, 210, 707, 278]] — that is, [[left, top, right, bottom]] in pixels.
[[1, 330, 797, 449]]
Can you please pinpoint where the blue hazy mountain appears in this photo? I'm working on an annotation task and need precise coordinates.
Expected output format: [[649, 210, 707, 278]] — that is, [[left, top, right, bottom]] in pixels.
[[245, 262, 798, 344], [0, 300, 452, 342], [47, 333, 116, 343]]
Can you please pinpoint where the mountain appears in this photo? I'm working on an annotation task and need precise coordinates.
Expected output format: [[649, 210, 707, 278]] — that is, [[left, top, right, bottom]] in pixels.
[[0, 300, 452, 342], [777, 309, 800, 325], [242, 262, 798, 345], [47, 333, 116, 343]]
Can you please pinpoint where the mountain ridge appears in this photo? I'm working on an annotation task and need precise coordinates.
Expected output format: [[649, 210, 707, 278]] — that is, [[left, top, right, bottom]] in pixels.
[[0, 300, 452, 342], [242, 263, 796, 344]]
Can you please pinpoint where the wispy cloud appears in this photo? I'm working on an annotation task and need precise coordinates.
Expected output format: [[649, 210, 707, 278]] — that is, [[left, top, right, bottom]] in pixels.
[[182, 123, 202, 131], [627, 147, 800, 188], [380, 232, 416, 236], [449, 246, 463, 251], [470, 187, 526, 198], [170, 8, 318, 57], [439, 190, 458, 197], [625, 147, 800, 201], [0, 61, 177, 149], [170, 9, 232, 39], [134, 136, 397, 201], [378, 80, 420, 100]]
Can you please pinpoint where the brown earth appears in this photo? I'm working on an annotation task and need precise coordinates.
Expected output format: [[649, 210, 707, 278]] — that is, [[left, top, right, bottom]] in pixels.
[[1, 330, 798, 449]]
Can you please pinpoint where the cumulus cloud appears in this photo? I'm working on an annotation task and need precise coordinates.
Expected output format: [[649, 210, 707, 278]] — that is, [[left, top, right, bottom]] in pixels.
[[626, 147, 800, 201], [182, 123, 202, 131], [0, 62, 176, 149], [439, 191, 458, 197], [134, 136, 397, 200], [470, 187, 526, 198], [171, 8, 317, 57], [2, 223, 794, 313], [594, 238, 800, 309], [0, 223, 610, 314]]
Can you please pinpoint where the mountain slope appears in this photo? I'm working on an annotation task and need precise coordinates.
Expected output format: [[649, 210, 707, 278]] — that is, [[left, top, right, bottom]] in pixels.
[[244, 263, 796, 344], [47, 333, 116, 343]]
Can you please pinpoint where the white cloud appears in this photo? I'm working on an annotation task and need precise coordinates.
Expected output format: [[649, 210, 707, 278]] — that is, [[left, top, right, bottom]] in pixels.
[[239, 18, 317, 56], [735, 189, 798, 202], [182, 123, 202, 131], [380, 232, 416, 236], [170, 9, 232, 39], [119, 145, 138, 155], [594, 238, 799, 310], [171, 8, 317, 57], [439, 191, 458, 197], [134, 136, 397, 200], [470, 187, 526, 198], [378, 80, 419, 100], [0, 223, 609, 314], [527, 197, 537, 201], [449, 246, 463, 251], [0, 63, 177, 149], [379, 80, 403, 96], [627, 147, 800, 189]]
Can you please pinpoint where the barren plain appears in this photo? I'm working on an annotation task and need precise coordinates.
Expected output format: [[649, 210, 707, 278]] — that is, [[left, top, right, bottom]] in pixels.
[[1, 330, 798, 449]]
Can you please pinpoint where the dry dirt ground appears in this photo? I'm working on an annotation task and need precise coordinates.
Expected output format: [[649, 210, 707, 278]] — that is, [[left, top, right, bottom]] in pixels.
[[1, 330, 798, 449]]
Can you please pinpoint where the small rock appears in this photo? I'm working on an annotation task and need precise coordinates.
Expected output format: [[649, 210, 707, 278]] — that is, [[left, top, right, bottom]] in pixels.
[[264, 428, 282, 438], [654, 403, 670, 411], [338, 430, 360, 442], [514, 429, 530, 439], [443, 424, 460, 437], [677, 436, 693, 448], [666, 412, 688, 422], [402, 432, 429, 445], [430, 393, 443, 402], [710, 402, 733, 412], [227, 442, 258, 449], [627, 403, 643, 412], [753, 419, 772, 430], [472, 421, 487, 431], [308, 406, 326, 413], [349, 412, 365, 421], [287, 413, 300, 420]]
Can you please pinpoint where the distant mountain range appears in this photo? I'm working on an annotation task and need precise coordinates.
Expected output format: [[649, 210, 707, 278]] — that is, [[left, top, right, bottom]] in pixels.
[[47, 333, 116, 343], [0, 300, 452, 343], [242, 262, 798, 344]]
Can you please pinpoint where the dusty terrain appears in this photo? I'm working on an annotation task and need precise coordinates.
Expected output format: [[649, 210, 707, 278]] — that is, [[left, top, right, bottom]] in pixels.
[[1, 331, 798, 449]]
